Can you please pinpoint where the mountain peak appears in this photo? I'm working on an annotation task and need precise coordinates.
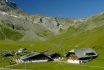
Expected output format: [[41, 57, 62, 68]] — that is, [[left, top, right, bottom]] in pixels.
[[0, 0, 18, 10], [0, 0, 6, 6], [0, 0, 28, 16]]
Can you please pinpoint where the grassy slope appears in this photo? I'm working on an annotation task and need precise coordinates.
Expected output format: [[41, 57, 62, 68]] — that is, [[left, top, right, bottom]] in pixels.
[[10, 62, 104, 70], [0, 26, 23, 41], [45, 13, 104, 53]]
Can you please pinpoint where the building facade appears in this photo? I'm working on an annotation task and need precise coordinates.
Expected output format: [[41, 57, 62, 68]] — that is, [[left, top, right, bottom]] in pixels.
[[66, 48, 98, 64]]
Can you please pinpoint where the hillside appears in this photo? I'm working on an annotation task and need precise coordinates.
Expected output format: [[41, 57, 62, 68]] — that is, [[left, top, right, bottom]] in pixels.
[[0, 0, 54, 41], [46, 12, 104, 51], [0, 0, 77, 41], [0, 10, 54, 41]]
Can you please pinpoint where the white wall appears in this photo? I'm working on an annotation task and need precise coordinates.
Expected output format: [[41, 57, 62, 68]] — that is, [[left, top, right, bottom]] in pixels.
[[67, 59, 81, 64]]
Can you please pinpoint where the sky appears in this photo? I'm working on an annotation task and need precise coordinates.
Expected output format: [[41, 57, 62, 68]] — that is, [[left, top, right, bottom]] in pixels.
[[9, 0, 104, 18]]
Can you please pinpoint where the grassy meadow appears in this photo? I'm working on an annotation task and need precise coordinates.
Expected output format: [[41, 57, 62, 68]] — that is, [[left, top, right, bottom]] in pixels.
[[0, 40, 104, 70], [10, 61, 104, 70]]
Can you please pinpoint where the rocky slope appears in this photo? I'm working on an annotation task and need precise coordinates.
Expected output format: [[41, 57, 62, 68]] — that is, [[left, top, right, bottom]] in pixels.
[[31, 14, 82, 34], [0, 0, 54, 41]]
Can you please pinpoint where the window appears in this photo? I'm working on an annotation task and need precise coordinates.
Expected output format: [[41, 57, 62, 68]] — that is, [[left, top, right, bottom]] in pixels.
[[85, 52, 96, 56]]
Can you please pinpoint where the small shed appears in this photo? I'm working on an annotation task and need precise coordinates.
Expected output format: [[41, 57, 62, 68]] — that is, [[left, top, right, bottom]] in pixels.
[[20, 52, 52, 63], [66, 48, 98, 64], [18, 48, 27, 53]]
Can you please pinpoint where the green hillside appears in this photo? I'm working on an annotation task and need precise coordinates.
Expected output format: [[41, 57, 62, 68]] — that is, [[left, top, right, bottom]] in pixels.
[[0, 26, 24, 41], [49, 25, 104, 48], [48, 13, 104, 46]]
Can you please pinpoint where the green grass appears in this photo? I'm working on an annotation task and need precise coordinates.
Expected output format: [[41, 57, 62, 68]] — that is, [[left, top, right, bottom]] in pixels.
[[0, 26, 24, 41], [46, 25, 104, 50], [9, 61, 104, 70], [0, 56, 13, 67], [0, 32, 5, 40]]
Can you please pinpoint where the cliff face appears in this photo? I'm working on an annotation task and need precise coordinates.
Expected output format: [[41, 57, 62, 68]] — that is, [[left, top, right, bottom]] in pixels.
[[31, 14, 79, 34], [33, 16, 60, 34]]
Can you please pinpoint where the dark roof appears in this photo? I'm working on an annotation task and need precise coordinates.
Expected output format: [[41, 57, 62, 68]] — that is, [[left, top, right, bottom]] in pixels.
[[69, 48, 98, 58], [20, 52, 40, 60]]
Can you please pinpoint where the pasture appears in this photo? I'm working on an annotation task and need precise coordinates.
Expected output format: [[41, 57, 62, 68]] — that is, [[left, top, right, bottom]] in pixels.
[[0, 41, 104, 70]]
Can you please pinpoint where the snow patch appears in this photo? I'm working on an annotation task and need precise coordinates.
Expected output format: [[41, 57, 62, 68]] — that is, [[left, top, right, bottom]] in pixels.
[[0, 11, 20, 18], [0, 11, 8, 15], [10, 15, 20, 18]]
